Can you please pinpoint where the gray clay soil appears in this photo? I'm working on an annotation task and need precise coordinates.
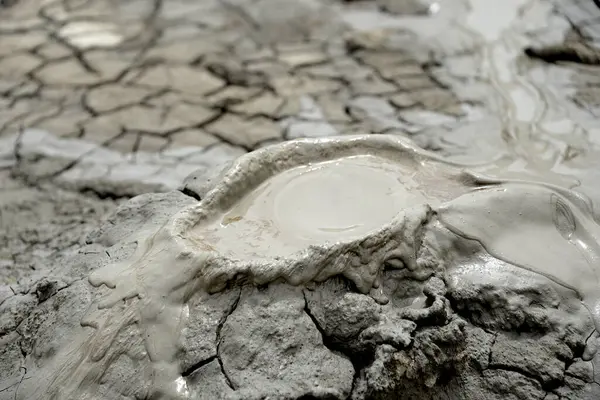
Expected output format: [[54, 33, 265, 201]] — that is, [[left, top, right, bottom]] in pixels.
[[2, 0, 600, 399], [2, 182, 599, 400], [0, 170, 117, 285]]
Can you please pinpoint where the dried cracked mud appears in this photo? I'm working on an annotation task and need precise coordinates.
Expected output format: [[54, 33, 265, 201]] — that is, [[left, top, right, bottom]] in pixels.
[[2, 0, 600, 399]]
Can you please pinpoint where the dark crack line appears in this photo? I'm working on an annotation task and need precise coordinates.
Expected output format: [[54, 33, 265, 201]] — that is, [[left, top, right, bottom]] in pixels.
[[302, 289, 328, 344], [158, 135, 173, 152], [37, 3, 64, 26], [2, 275, 86, 368], [215, 287, 241, 390], [486, 364, 555, 390], [203, 131, 252, 152], [0, 376, 31, 395], [13, 121, 128, 186], [47, 32, 101, 75], [207, 84, 265, 108], [0, 23, 45, 34], [181, 355, 217, 377], [10, 165, 117, 205], [122, 28, 164, 74], [22, 98, 68, 128], [218, 0, 261, 31], [303, 289, 358, 400], [0, 107, 38, 135], [131, 132, 142, 154], [584, 330, 600, 385], [349, 51, 403, 94], [525, 43, 600, 65], [137, 88, 172, 109], [80, 92, 100, 117], [346, 367, 360, 400], [146, 0, 163, 25], [4, 80, 43, 106], [421, 61, 453, 91], [564, 367, 598, 388], [179, 187, 201, 201], [13, 125, 24, 165], [13, 366, 26, 400], [487, 332, 497, 370], [77, 185, 133, 200]]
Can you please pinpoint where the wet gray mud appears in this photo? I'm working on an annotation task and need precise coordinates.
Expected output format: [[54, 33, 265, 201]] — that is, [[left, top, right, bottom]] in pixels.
[[3, 0, 600, 400]]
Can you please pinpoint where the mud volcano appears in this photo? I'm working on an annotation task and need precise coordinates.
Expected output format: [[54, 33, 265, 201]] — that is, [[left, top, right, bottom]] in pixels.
[[195, 146, 468, 260], [2, 135, 600, 400]]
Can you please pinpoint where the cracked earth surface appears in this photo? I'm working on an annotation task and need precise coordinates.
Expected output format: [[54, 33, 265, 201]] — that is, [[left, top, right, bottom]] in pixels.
[[0, 0, 485, 197], [2, 188, 600, 399], [0, 0, 474, 286], [2, 0, 600, 399], [0, 0, 598, 192], [0, 169, 118, 284], [0, 0, 597, 191], [2, 0, 600, 284]]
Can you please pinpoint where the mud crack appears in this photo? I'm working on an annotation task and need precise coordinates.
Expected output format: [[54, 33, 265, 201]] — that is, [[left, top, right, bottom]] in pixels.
[[215, 287, 241, 390]]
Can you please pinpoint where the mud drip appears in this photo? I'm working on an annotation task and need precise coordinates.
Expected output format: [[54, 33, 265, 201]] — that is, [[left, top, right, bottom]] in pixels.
[[14, 136, 448, 399], [34, 208, 431, 399]]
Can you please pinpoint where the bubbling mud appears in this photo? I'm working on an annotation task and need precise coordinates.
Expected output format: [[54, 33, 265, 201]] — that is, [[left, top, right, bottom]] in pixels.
[[15, 135, 600, 400]]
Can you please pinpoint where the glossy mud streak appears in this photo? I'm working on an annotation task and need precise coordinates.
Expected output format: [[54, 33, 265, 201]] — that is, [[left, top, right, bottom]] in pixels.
[[15, 134, 600, 399], [438, 183, 600, 329], [462, 0, 582, 171]]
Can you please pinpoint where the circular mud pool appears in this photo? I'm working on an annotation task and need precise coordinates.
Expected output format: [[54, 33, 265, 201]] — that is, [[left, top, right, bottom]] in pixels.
[[194, 155, 446, 259]]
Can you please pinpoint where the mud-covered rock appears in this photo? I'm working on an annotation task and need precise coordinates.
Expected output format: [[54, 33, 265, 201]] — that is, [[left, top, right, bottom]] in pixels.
[[0, 179, 599, 400], [220, 285, 354, 399]]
